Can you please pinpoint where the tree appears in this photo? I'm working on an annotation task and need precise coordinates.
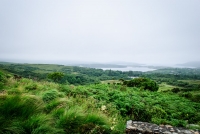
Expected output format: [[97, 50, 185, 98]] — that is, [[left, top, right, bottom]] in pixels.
[[123, 77, 159, 91], [48, 72, 64, 82]]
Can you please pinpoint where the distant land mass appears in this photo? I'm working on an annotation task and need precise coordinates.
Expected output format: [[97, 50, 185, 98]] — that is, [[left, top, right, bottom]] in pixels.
[[177, 61, 200, 68], [73, 64, 127, 68]]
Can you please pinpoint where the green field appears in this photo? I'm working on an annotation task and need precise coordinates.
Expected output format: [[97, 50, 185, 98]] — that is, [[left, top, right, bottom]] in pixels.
[[178, 80, 200, 85], [158, 82, 178, 92], [101, 80, 121, 84]]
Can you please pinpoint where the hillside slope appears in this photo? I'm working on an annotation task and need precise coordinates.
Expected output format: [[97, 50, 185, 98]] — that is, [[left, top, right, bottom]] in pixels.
[[0, 69, 200, 133]]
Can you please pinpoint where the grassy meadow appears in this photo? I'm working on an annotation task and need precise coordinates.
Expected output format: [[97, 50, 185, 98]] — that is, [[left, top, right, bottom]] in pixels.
[[0, 64, 200, 133], [178, 80, 200, 85], [158, 83, 178, 92]]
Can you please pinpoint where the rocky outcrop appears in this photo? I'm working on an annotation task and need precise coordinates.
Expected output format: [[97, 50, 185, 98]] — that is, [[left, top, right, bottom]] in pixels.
[[126, 120, 199, 134]]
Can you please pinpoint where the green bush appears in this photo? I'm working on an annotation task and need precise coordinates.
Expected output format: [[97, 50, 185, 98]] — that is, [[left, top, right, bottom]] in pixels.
[[42, 89, 60, 103], [79, 84, 200, 126], [59, 85, 72, 94], [0, 82, 4, 90], [172, 88, 181, 93], [25, 83, 38, 90], [0, 71, 6, 90], [191, 94, 200, 102], [45, 98, 68, 113], [124, 77, 159, 91]]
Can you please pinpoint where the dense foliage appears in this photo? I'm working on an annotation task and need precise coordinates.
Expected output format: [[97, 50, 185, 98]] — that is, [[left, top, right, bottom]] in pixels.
[[47, 72, 64, 82], [0, 63, 142, 85], [0, 63, 200, 133]]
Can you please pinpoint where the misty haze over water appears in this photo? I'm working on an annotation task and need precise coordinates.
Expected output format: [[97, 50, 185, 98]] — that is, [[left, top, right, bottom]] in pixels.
[[101, 66, 157, 72], [1, 1, 200, 65]]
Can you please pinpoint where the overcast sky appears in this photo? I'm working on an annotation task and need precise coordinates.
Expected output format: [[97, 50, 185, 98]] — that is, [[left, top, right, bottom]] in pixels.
[[0, 0, 200, 65]]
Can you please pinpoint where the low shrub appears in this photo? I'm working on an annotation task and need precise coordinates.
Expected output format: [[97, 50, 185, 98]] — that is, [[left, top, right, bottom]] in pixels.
[[0, 71, 6, 90], [42, 89, 60, 103], [172, 87, 181, 93], [25, 83, 38, 90]]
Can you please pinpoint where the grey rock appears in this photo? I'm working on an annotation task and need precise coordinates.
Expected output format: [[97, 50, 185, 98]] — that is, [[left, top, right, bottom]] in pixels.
[[176, 129, 181, 133], [125, 121, 199, 134], [153, 128, 159, 131], [127, 120, 132, 126], [181, 130, 192, 134], [133, 124, 138, 127], [163, 131, 172, 134], [137, 127, 143, 131]]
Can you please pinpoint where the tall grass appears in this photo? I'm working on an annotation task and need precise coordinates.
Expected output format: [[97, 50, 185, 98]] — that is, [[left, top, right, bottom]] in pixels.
[[21, 114, 64, 134], [0, 95, 64, 134], [0, 74, 125, 133], [0, 95, 43, 119], [55, 106, 113, 134]]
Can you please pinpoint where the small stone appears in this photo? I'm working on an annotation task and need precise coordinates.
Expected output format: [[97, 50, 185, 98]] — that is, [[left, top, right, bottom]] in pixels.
[[133, 124, 138, 127], [154, 128, 159, 131], [165, 125, 173, 128], [159, 127, 163, 129], [191, 130, 195, 133], [137, 128, 143, 131], [146, 128, 152, 133], [126, 120, 132, 126], [126, 126, 136, 130], [176, 129, 180, 133], [182, 130, 192, 134], [163, 131, 172, 134]]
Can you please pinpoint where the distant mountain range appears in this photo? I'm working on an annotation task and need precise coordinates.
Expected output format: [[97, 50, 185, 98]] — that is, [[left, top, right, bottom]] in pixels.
[[2, 59, 200, 68], [177, 61, 200, 68], [75, 64, 127, 68]]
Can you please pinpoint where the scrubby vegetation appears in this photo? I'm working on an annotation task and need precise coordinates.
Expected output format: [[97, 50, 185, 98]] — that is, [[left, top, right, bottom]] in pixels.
[[0, 63, 141, 84], [0, 63, 200, 133], [0, 73, 125, 133]]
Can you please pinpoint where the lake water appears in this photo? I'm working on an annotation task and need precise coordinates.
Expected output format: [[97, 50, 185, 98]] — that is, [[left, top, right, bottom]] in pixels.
[[101, 66, 156, 72]]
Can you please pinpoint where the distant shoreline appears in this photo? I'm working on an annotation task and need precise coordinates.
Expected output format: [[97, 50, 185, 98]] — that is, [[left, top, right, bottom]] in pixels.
[[100, 66, 157, 72]]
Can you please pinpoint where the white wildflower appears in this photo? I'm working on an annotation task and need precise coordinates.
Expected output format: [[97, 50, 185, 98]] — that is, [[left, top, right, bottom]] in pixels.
[[110, 126, 115, 130], [101, 105, 106, 111]]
